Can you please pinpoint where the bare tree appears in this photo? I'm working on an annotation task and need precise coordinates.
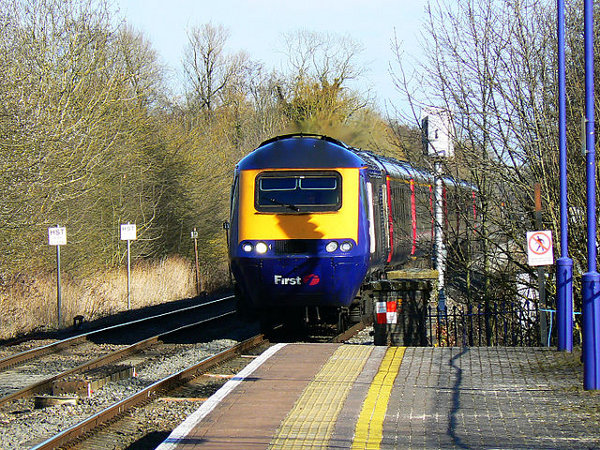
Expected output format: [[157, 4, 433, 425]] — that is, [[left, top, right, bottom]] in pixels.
[[277, 30, 371, 134], [0, 0, 175, 273], [283, 30, 364, 86], [390, 0, 577, 322], [183, 23, 250, 120]]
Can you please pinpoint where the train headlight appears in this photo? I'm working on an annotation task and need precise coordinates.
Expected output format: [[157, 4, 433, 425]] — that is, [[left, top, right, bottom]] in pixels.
[[340, 241, 353, 252], [242, 243, 253, 253], [325, 241, 338, 253], [255, 242, 268, 254]]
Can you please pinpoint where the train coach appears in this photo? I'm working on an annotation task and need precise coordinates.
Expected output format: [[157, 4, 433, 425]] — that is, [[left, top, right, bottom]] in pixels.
[[227, 133, 475, 330]]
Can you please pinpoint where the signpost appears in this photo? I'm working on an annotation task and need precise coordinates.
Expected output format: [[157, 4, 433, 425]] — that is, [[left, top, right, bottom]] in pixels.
[[120, 223, 137, 309], [191, 228, 201, 295], [526, 231, 554, 267], [421, 107, 454, 312], [527, 229, 554, 346], [48, 226, 67, 326]]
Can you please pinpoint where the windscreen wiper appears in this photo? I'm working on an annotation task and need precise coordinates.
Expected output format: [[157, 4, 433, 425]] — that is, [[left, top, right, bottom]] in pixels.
[[268, 197, 300, 212]]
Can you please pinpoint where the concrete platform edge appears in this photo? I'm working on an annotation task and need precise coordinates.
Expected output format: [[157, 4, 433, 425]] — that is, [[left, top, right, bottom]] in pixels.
[[156, 343, 287, 450]]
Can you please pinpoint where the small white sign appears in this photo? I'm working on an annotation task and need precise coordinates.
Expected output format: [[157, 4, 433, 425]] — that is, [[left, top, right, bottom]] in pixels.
[[48, 227, 67, 246], [527, 230, 554, 266], [120, 223, 137, 241]]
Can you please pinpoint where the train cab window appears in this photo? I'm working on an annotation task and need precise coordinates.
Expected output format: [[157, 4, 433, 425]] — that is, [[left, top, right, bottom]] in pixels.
[[255, 171, 342, 213]]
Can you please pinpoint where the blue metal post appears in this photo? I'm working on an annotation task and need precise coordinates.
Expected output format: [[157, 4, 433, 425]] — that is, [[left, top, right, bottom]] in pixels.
[[557, 0, 573, 352], [582, 0, 600, 390]]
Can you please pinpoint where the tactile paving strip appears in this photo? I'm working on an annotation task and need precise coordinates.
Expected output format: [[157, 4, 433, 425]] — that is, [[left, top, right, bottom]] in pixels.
[[269, 345, 373, 449], [352, 346, 405, 449]]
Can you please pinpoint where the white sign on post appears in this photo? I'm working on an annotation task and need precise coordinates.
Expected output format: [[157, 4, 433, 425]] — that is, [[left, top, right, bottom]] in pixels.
[[48, 226, 66, 325], [48, 226, 67, 246], [527, 230, 554, 266], [421, 107, 455, 158], [120, 223, 137, 241]]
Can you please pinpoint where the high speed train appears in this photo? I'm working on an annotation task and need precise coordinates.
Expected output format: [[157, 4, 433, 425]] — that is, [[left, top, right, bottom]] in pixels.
[[227, 133, 475, 328]]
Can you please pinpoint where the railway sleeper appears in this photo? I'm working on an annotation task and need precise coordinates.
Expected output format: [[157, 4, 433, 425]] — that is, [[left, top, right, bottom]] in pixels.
[[50, 364, 136, 399]]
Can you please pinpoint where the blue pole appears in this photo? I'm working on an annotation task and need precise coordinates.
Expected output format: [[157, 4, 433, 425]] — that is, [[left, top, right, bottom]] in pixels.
[[582, 0, 600, 390], [557, 0, 573, 352]]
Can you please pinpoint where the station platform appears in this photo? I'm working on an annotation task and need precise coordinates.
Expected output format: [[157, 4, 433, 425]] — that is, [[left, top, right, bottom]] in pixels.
[[158, 343, 600, 449]]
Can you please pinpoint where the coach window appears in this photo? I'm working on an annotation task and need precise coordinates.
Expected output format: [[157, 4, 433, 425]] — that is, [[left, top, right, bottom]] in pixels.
[[255, 171, 342, 213]]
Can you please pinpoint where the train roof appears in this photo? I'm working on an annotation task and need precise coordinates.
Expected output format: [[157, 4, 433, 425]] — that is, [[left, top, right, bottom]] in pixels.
[[351, 149, 433, 183], [238, 134, 475, 190], [237, 134, 364, 170]]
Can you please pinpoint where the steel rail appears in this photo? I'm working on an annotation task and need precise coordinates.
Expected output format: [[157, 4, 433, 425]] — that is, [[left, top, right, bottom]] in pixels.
[[32, 334, 267, 450], [0, 309, 236, 406], [0, 295, 234, 371]]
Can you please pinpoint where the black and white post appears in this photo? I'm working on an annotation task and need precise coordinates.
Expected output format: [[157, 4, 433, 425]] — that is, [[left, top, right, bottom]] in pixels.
[[434, 159, 446, 310], [421, 107, 454, 312], [120, 223, 137, 310], [48, 225, 67, 326]]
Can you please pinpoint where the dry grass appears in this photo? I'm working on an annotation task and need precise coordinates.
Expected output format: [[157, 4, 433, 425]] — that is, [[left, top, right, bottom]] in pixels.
[[0, 256, 230, 340]]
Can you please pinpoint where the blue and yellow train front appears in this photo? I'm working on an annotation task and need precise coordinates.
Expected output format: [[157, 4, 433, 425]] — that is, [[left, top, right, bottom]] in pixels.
[[229, 137, 370, 310]]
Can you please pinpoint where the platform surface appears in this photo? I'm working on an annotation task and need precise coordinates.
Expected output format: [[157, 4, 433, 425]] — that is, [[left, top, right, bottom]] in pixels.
[[158, 344, 600, 449]]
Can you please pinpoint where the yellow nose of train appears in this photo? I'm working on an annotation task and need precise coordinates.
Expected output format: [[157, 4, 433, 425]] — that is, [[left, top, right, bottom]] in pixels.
[[228, 134, 371, 309]]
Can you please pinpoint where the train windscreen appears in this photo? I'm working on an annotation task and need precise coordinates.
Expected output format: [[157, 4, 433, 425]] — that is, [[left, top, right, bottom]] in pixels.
[[255, 171, 342, 213]]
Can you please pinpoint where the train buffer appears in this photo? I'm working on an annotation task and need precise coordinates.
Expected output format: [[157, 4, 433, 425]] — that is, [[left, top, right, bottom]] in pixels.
[[157, 343, 599, 449]]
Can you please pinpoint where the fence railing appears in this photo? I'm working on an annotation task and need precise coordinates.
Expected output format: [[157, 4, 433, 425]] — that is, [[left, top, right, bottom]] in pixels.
[[369, 280, 576, 347], [425, 302, 543, 347]]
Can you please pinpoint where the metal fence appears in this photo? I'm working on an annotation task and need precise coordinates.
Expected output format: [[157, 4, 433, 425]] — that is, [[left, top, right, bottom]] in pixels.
[[425, 302, 544, 347], [370, 281, 574, 347]]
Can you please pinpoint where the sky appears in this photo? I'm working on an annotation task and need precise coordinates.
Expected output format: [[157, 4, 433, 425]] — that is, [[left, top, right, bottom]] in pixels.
[[112, 0, 429, 115]]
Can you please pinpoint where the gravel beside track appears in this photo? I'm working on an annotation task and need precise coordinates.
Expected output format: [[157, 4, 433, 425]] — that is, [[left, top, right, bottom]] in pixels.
[[1, 338, 239, 449], [0, 342, 125, 398], [344, 325, 374, 345], [0, 339, 59, 359]]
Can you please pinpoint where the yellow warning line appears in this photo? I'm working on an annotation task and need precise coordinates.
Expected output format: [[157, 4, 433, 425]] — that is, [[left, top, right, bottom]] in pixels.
[[269, 345, 372, 449], [352, 347, 405, 450]]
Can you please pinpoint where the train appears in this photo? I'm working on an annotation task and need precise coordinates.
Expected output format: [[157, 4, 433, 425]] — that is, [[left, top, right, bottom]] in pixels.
[[226, 133, 476, 330]]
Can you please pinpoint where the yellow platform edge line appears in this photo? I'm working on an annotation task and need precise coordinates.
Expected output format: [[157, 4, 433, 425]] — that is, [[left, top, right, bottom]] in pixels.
[[352, 347, 406, 450], [269, 345, 373, 449]]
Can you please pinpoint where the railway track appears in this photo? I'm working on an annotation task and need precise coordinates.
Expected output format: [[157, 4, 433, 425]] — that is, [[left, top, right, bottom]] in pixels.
[[0, 295, 235, 404], [0, 295, 235, 367], [0, 295, 258, 449], [32, 335, 269, 449], [27, 320, 368, 449]]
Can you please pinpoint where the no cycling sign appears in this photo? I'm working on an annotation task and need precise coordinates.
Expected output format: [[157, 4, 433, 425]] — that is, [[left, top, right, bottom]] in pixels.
[[527, 230, 554, 266]]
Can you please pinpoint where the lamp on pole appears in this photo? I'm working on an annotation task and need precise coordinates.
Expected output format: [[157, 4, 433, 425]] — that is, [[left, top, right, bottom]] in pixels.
[[582, 0, 600, 390], [556, 0, 573, 352]]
